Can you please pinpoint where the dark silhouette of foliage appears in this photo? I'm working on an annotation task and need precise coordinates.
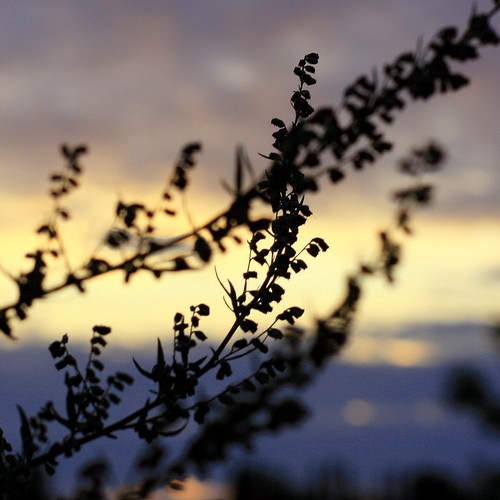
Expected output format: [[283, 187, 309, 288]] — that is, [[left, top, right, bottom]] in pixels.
[[447, 322, 500, 433], [231, 465, 500, 500], [0, 3, 498, 498]]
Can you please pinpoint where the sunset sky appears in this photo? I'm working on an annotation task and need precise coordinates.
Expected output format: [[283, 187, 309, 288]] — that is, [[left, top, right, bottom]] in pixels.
[[1, 0, 499, 368]]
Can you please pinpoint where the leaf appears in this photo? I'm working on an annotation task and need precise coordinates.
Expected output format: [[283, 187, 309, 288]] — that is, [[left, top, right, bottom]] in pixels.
[[243, 271, 258, 280], [352, 149, 376, 170], [467, 14, 500, 45], [372, 137, 393, 153], [328, 168, 345, 183], [55, 358, 69, 370], [133, 358, 154, 380], [91, 336, 107, 347], [18, 405, 36, 459], [268, 152, 282, 162], [194, 403, 210, 424], [227, 280, 239, 312], [194, 236, 212, 263], [306, 244, 320, 257], [271, 399, 308, 427], [233, 338, 248, 349], [73, 145, 87, 157], [248, 218, 270, 232], [190, 355, 207, 372], [216, 360, 232, 380], [116, 372, 134, 385], [273, 358, 287, 372], [93, 325, 111, 336], [299, 204, 313, 217], [36, 224, 56, 239], [270, 283, 285, 298], [105, 228, 130, 248], [438, 26, 458, 42], [49, 340, 65, 358], [242, 379, 256, 392], [218, 393, 234, 406], [172, 166, 187, 190], [277, 306, 304, 324], [92, 359, 104, 371], [302, 73, 316, 86], [86, 258, 110, 275], [108, 393, 121, 405], [251, 338, 269, 353], [271, 118, 286, 128], [64, 374, 78, 426], [156, 338, 165, 367], [312, 237, 329, 251], [182, 142, 202, 156], [61, 144, 72, 159], [194, 330, 207, 341], [449, 73, 469, 90], [241, 319, 258, 333], [45, 463, 56, 476], [255, 371, 270, 384], [196, 303, 210, 316], [448, 369, 486, 406], [235, 146, 244, 195], [0, 310, 12, 337], [211, 265, 227, 289], [173, 257, 190, 271], [290, 259, 307, 273], [267, 328, 283, 340], [111, 379, 124, 391], [305, 52, 319, 64]]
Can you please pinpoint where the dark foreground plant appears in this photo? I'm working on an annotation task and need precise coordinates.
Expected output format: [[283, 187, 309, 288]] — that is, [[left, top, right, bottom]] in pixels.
[[232, 465, 500, 500], [0, 3, 498, 498], [447, 322, 500, 433]]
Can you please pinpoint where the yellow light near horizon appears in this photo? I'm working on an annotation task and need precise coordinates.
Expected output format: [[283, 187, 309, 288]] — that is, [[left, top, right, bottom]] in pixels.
[[1, 167, 499, 364], [113, 477, 232, 500], [342, 337, 437, 367], [342, 399, 375, 427], [311, 213, 500, 328]]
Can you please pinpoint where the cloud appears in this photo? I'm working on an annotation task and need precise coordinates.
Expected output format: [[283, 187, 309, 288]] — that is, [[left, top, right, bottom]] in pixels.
[[342, 321, 496, 366], [2, 0, 498, 192]]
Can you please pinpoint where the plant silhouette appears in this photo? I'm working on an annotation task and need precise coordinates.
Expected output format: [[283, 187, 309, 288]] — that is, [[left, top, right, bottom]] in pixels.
[[0, 3, 499, 498], [447, 322, 500, 433]]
